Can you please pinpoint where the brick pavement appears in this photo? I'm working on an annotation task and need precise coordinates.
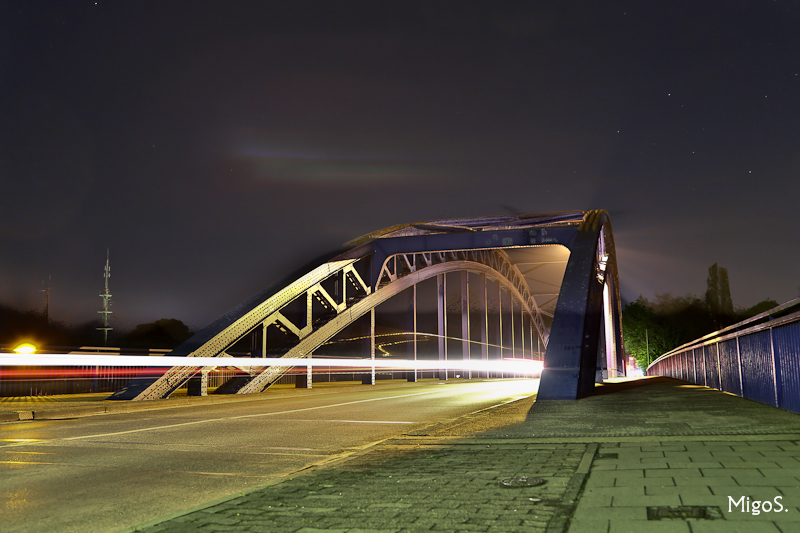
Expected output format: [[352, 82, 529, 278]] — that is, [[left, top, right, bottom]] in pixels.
[[101, 377, 800, 532], [131, 438, 591, 533], [574, 436, 800, 532]]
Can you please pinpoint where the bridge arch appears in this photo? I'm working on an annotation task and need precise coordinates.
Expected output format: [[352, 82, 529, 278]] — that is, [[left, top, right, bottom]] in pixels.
[[110, 210, 624, 401]]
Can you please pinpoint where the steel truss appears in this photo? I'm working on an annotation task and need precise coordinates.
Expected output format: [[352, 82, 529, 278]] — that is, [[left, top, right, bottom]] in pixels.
[[112, 251, 542, 400], [376, 248, 548, 347], [111, 259, 371, 400], [110, 210, 625, 402]]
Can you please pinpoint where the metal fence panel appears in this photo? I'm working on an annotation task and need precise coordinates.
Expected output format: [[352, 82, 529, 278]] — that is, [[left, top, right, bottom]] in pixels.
[[683, 351, 691, 382], [739, 330, 777, 407], [684, 351, 691, 383], [719, 338, 741, 396], [681, 352, 694, 383], [705, 343, 720, 390], [647, 299, 800, 413], [695, 347, 706, 387], [774, 321, 800, 412]]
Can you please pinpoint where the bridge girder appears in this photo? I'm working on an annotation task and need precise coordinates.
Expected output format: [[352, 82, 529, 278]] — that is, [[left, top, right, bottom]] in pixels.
[[537, 210, 625, 399]]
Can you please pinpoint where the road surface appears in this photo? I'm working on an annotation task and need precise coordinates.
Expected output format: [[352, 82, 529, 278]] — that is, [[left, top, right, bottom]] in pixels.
[[0, 379, 538, 533]]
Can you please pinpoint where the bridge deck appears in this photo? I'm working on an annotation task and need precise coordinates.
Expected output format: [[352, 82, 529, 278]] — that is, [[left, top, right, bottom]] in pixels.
[[6, 377, 800, 530], [134, 376, 800, 532]]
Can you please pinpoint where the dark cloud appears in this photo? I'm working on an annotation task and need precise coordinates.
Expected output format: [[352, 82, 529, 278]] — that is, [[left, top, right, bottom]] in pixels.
[[1, 1, 798, 331]]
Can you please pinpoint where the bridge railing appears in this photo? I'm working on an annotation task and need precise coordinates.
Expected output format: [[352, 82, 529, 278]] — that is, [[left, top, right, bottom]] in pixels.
[[647, 298, 800, 413]]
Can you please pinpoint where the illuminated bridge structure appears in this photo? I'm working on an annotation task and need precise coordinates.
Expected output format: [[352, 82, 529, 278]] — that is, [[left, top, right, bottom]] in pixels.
[[110, 210, 625, 401]]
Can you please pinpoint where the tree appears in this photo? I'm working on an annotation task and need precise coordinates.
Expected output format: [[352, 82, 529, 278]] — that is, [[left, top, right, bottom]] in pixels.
[[718, 267, 734, 316], [738, 298, 779, 319], [623, 293, 717, 370], [622, 296, 678, 370], [705, 263, 734, 328], [0, 303, 120, 347], [705, 263, 720, 318], [123, 318, 193, 349]]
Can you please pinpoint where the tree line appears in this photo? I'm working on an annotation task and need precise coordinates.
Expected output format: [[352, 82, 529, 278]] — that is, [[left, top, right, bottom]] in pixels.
[[623, 263, 779, 370], [0, 303, 193, 350]]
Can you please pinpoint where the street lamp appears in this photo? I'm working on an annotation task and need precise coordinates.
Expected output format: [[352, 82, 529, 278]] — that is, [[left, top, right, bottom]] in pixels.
[[13, 342, 38, 354]]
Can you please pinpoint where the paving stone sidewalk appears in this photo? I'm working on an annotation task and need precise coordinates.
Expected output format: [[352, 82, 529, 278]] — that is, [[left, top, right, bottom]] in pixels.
[[125, 378, 800, 533], [573, 437, 800, 533], [132, 438, 590, 533]]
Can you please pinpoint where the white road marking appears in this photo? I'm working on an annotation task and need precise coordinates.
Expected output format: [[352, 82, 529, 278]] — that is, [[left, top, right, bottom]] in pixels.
[[0, 385, 491, 448]]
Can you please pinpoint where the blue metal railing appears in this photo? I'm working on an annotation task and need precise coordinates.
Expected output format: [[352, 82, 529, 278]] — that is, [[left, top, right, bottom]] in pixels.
[[647, 297, 800, 413]]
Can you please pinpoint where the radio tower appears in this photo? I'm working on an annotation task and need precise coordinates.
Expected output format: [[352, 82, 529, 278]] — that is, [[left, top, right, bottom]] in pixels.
[[97, 249, 113, 346], [41, 275, 51, 325]]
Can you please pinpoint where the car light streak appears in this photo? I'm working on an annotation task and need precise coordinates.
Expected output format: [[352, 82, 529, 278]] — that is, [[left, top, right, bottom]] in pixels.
[[0, 354, 543, 374]]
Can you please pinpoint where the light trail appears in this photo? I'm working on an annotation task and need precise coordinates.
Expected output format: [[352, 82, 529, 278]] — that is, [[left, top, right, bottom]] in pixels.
[[0, 354, 543, 375]]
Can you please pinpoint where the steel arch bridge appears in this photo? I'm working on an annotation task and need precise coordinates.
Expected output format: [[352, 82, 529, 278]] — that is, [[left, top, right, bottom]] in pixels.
[[110, 210, 624, 401]]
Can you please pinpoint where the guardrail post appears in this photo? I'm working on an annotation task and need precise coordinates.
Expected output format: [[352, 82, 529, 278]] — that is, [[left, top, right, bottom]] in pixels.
[[736, 336, 744, 396], [770, 327, 781, 408]]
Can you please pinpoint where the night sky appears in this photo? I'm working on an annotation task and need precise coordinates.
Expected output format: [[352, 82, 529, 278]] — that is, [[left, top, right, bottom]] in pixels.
[[2, 1, 799, 332]]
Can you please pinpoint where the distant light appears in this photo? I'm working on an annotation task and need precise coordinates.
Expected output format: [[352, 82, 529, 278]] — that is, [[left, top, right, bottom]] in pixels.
[[13, 343, 37, 354], [503, 358, 544, 374]]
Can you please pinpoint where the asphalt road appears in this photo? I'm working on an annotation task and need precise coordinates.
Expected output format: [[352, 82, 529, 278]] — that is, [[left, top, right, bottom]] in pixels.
[[0, 379, 539, 533]]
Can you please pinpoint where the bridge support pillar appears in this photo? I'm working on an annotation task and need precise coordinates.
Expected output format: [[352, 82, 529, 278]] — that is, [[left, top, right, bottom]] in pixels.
[[538, 212, 616, 400], [187, 369, 209, 396]]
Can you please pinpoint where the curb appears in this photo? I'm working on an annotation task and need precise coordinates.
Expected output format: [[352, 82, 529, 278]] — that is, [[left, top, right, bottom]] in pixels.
[[1, 398, 193, 422], [32, 406, 107, 420]]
